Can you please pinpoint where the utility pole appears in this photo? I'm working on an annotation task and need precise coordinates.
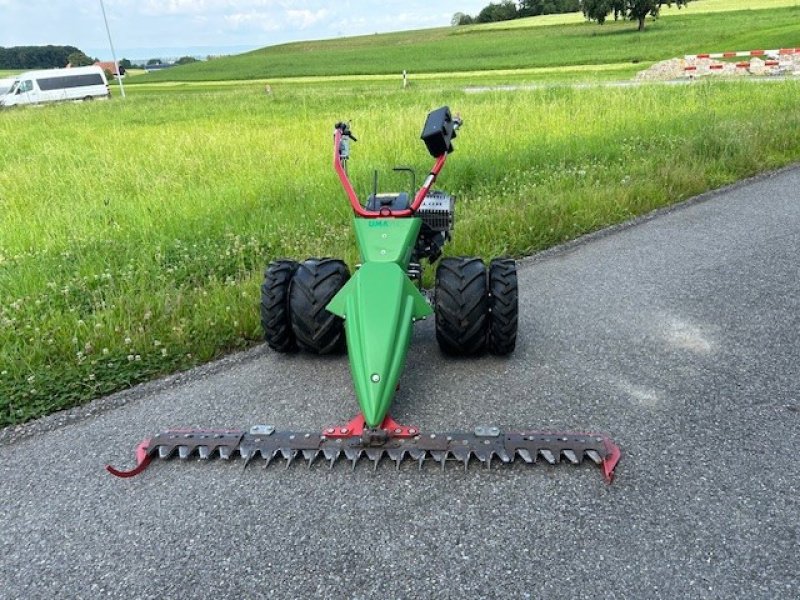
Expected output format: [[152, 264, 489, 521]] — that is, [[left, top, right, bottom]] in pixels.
[[99, 0, 125, 98]]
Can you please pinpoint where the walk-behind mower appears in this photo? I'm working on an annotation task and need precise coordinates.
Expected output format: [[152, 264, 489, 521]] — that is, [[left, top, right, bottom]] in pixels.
[[107, 107, 620, 482]]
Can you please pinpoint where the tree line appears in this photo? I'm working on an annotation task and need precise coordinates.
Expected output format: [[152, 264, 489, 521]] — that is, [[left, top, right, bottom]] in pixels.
[[0, 46, 202, 73], [453, 1, 580, 25], [453, 1, 691, 30], [0, 46, 94, 69]]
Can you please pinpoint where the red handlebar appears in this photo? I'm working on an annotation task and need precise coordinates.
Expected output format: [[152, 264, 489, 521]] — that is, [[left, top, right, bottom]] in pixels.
[[333, 129, 447, 218]]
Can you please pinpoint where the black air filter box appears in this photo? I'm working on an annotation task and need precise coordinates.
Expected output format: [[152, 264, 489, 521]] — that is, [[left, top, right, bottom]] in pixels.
[[421, 106, 457, 157]]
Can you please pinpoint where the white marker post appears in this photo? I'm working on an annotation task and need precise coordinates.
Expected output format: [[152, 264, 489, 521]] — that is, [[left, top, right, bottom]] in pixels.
[[402, 70, 407, 89]]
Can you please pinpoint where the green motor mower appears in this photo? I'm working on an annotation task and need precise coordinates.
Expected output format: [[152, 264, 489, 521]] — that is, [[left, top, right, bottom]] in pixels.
[[107, 107, 620, 482]]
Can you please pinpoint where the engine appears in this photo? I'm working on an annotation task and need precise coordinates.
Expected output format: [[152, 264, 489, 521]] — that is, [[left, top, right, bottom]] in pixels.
[[413, 190, 455, 263]]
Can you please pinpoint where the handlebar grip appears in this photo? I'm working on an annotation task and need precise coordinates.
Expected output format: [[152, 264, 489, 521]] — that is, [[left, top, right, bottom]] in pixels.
[[335, 121, 356, 141]]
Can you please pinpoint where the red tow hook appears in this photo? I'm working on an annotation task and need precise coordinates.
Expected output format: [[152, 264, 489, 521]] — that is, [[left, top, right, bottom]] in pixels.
[[106, 438, 152, 478]]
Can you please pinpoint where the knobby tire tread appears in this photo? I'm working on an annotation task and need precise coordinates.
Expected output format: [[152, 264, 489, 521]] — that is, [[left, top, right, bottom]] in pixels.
[[261, 259, 300, 353], [289, 258, 349, 355], [435, 257, 488, 356], [487, 258, 518, 355]]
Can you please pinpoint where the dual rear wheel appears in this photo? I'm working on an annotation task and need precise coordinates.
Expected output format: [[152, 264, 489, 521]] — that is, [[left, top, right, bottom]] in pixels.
[[434, 257, 518, 356], [262, 255, 518, 358], [260, 258, 349, 354]]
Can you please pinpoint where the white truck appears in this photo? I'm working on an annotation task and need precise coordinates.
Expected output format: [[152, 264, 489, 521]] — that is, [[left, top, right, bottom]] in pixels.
[[1, 66, 110, 108]]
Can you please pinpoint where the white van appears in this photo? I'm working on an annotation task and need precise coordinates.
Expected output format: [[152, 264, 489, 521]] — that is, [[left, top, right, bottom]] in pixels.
[[1, 66, 110, 107], [0, 78, 15, 97]]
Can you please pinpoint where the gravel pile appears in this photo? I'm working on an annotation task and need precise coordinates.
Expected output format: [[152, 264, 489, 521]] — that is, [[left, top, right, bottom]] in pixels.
[[634, 58, 686, 81]]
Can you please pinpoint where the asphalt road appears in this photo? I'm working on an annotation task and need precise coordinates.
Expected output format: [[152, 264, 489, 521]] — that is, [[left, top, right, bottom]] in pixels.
[[2, 168, 799, 599]]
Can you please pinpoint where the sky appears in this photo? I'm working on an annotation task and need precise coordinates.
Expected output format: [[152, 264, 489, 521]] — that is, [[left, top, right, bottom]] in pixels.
[[1, 1, 491, 60]]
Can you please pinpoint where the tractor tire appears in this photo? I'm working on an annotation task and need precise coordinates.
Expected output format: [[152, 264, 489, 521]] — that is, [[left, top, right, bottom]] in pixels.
[[260, 259, 300, 353], [435, 257, 488, 356], [487, 258, 518, 356], [289, 258, 349, 355]]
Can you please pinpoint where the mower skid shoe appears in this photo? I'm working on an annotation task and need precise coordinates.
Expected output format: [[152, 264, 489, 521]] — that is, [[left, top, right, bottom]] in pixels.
[[107, 427, 620, 482]]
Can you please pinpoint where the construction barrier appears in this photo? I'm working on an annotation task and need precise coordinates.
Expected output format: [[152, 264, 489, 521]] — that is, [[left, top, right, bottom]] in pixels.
[[683, 48, 800, 76]]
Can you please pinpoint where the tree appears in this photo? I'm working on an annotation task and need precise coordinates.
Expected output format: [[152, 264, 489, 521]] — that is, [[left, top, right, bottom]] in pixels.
[[67, 51, 93, 67], [0, 45, 86, 68], [451, 12, 475, 25], [119, 58, 132, 69], [520, 1, 581, 17], [583, 1, 688, 31], [476, 1, 518, 23], [147, 58, 162, 66], [582, 0, 627, 24], [175, 56, 198, 65]]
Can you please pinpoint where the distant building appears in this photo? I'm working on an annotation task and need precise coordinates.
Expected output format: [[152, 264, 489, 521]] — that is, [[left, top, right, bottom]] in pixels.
[[94, 61, 125, 77], [143, 63, 173, 72]]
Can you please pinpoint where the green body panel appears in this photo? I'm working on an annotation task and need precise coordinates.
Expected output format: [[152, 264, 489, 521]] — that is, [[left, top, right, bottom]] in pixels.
[[353, 217, 421, 265], [327, 218, 432, 428]]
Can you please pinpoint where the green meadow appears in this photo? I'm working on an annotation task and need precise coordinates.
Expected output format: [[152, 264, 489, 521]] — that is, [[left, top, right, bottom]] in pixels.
[[134, 5, 800, 82], [2, 2, 800, 426]]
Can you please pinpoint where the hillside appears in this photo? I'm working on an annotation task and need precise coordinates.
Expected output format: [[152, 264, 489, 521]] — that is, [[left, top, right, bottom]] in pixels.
[[131, 5, 800, 83]]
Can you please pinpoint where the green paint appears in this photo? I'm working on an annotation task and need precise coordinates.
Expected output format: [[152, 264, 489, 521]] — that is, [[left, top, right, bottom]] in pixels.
[[327, 217, 432, 428], [353, 217, 421, 266]]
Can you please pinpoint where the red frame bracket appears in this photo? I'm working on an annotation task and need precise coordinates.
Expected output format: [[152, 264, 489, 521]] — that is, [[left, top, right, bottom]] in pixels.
[[322, 414, 419, 439]]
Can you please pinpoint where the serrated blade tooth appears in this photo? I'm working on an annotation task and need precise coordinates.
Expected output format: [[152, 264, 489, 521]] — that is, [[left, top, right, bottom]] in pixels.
[[450, 446, 471, 471], [585, 450, 602, 465], [178, 445, 190, 460], [413, 450, 427, 470], [343, 448, 361, 462], [158, 445, 171, 459], [484, 450, 494, 469], [472, 446, 489, 463], [430, 451, 447, 470], [408, 448, 425, 461], [497, 449, 511, 463], [198, 446, 211, 460], [344, 448, 362, 471], [263, 449, 280, 468], [386, 447, 405, 465], [540, 449, 556, 465], [365, 448, 383, 471], [562, 449, 579, 464], [516, 448, 533, 463], [302, 449, 319, 467], [322, 447, 340, 468], [218, 446, 232, 460]]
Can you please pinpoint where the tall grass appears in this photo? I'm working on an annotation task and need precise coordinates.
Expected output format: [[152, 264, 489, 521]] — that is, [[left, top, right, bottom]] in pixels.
[[2, 80, 800, 425]]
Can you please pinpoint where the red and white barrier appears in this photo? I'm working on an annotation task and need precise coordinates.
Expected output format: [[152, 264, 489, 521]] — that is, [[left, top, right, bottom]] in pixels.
[[685, 48, 800, 60], [682, 48, 798, 76]]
